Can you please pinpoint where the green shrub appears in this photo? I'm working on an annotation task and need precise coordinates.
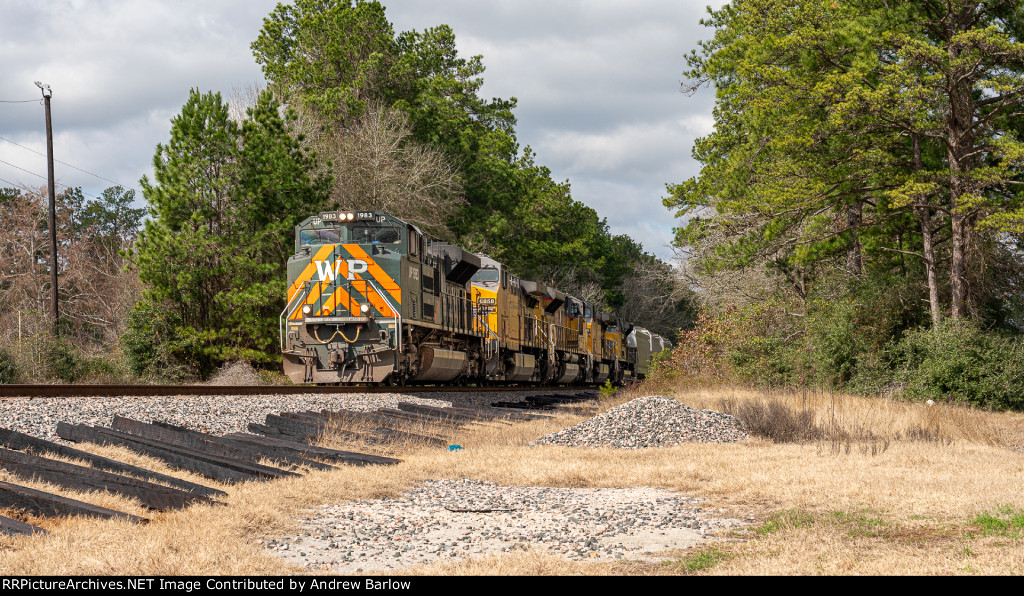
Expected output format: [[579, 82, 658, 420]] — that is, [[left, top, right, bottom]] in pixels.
[[720, 300, 803, 387], [802, 273, 926, 389], [43, 336, 84, 383], [121, 300, 202, 382], [0, 350, 18, 384], [889, 321, 1024, 410]]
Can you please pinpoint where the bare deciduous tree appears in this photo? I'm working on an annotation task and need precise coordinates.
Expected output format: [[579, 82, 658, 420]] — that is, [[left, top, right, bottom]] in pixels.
[[296, 103, 464, 238], [0, 185, 143, 379]]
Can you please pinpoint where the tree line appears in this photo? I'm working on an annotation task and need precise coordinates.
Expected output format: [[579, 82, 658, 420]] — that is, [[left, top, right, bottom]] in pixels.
[[659, 0, 1024, 410]]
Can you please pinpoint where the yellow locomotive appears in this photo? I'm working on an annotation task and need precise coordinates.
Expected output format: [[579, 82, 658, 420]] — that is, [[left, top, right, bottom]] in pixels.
[[281, 211, 670, 385]]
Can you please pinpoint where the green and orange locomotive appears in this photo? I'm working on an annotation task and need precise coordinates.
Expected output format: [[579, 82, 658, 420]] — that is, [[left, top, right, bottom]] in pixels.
[[281, 211, 670, 385]]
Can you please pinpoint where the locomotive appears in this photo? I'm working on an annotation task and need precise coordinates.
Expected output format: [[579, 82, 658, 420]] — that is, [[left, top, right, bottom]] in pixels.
[[280, 210, 671, 385]]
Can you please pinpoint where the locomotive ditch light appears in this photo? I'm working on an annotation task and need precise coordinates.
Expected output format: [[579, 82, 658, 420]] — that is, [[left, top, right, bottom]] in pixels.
[[360, 303, 371, 314], [302, 304, 313, 315]]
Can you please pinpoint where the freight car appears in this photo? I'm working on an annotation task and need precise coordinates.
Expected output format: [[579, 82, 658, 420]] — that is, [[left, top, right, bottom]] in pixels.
[[280, 211, 670, 385]]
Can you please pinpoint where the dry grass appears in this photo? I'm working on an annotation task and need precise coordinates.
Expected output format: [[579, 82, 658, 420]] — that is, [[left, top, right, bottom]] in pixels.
[[0, 384, 1022, 575]]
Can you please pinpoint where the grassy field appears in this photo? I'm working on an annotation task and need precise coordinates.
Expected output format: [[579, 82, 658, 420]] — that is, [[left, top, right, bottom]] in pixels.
[[0, 383, 1022, 575]]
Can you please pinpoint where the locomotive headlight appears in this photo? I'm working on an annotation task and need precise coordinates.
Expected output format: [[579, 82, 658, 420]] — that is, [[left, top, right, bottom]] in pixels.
[[360, 303, 370, 314], [302, 305, 312, 315]]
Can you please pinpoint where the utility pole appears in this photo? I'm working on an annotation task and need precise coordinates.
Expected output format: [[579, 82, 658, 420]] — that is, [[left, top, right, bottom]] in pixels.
[[35, 81, 58, 332]]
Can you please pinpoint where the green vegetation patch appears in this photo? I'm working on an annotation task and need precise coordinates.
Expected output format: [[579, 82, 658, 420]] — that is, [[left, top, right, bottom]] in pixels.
[[970, 505, 1024, 538], [830, 510, 888, 538], [666, 547, 735, 573], [756, 509, 816, 535]]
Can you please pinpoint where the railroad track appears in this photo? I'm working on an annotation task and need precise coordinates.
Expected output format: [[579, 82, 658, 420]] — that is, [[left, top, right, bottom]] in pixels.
[[0, 384, 594, 399]]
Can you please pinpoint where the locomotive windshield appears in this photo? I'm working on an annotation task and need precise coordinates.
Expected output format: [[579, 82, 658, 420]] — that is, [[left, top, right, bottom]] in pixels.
[[472, 267, 499, 283], [298, 224, 401, 246], [300, 229, 341, 246], [350, 223, 401, 245]]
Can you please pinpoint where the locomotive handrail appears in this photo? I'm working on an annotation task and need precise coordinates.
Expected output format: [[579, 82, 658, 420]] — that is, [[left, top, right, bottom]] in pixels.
[[476, 313, 499, 340], [280, 281, 313, 352], [365, 278, 402, 353]]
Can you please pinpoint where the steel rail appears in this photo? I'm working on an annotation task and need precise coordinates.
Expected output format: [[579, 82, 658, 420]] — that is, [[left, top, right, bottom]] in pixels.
[[0, 384, 594, 399]]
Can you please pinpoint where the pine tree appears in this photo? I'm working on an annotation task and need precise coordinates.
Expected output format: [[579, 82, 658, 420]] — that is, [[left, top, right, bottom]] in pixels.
[[666, 0, 1024, 323], [135, 89, 329, 374]]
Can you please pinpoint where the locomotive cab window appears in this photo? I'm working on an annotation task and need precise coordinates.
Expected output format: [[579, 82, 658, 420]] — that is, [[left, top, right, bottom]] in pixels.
[[300, 228, 342, 246], [350, 224, 401, 245], [471, 267, 499, 283], [408, 228, 420, 256]]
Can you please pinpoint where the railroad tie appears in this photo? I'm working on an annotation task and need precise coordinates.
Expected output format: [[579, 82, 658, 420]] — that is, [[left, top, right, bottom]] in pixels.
[[111, 416, 325, 472], [56, 423, 294, 484], [261, 414, 387, 445], [0, 427, 225, 498], [0, 448, 219, 511], [222, 433, 400, 466], [148, 421, 337, 472], [282, 411, 447, 447], [0, 480, 147, 523], [0, 515, 47, 537]]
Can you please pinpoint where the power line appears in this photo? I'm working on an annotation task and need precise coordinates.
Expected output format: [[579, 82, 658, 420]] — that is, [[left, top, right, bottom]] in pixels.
[[0, 158, 100, 199], [0, 157, 46, 181], [0, 99, 38, 103], [0, 135, 124, 187]]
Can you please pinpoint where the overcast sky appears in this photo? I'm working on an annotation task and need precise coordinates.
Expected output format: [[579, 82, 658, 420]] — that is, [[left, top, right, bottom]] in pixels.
[[0, 0, 724, 261]]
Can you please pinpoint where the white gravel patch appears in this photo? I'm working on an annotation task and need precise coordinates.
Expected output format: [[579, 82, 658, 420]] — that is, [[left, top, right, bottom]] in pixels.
[[266, 479, 750, 573]]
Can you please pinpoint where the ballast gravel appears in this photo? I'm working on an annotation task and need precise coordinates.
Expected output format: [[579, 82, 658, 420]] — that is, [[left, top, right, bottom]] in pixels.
[[0, 391, 526, 442], [531, 395, 747, 448]]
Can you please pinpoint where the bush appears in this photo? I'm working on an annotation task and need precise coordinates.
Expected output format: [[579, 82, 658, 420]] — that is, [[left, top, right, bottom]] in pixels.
[[0, 350, 18, 384], [121, 300, 202, 382], [44, 336, 84, 383], [718, 398, 821, 443], [721, 301, 802, 387], [802, 273, 926, 389], [889, 321, 1024, 410]]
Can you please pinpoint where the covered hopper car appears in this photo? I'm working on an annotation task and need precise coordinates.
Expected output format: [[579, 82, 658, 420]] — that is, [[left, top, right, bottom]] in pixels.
[[281, 211, 670, 385]]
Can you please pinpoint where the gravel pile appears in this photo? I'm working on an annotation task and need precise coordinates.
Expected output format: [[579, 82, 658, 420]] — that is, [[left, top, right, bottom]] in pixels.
[[267, 479, 749, 573], [531, 395, 747, 449]]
